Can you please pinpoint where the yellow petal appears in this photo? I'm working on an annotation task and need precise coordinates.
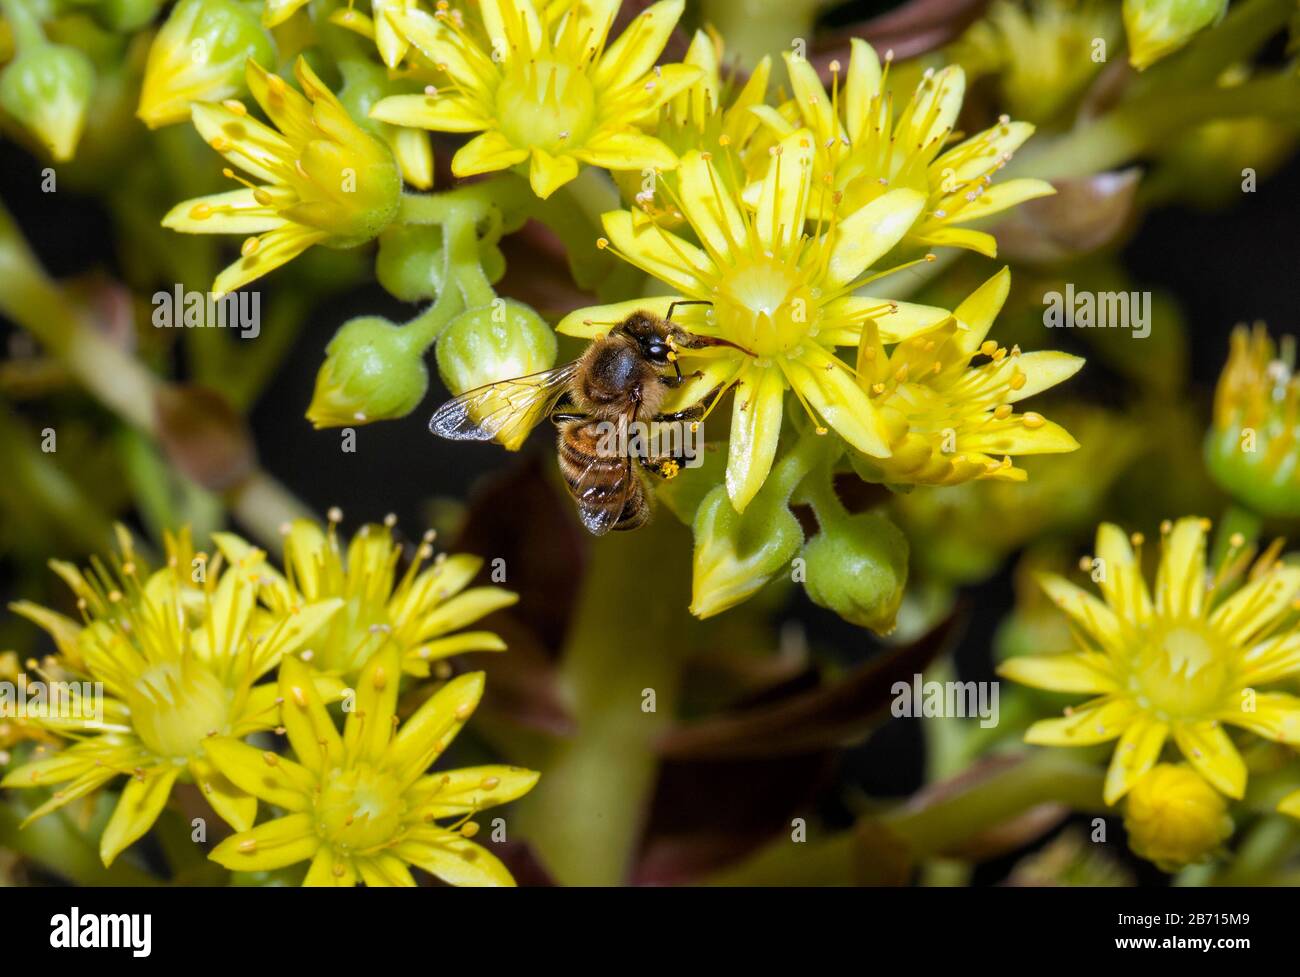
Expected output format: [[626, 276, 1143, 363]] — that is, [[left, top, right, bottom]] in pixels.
[[191, 102, 292, 185], [279, 655, 343, 773], [417, 586, 518, 637], [529, 147, 580, 199], [946, 178, 1056, 224], [162, 189, 285, 235], [821, 297, 951, 346], [370, 93, 491, 132], [209, 813, 320, 871], [263, 0, 310, 27], [211, 224, 329, 300], [1024, 696, 1135, 746], [1103, 717, 1167, 805], [676, 151, 746, 260], [357, 853, 417, 887], [602, 209, 714, 296], [843, 39, 881, 146], [556, 296, 679, 337], [387, 671, 486, 786], [452, 130, 530, 177], [593, 0, 685, 93], [1174, 722, 1246, 799], [782, 345, 891, 457], [392, 825, 517, 886], [933, 120, 1035, 184], [1279, 789, 1300, 819], [188, 754, 258, 831], [1037, 572, 1122, 647], [573, 130, 676, 172], [303, 847, 357, 886], [410, 764, 540, 818], [910, 225, 998, 257], [897, 64, 964, 158], [1220, 692, 1300, 744], [826, 188, 926, 287], [479, 0, 544, 57], [997, 652, 1118, 695], [952, 267, 1010, 355], [1210, 565, 1300, 645], [343, 646, 402, 764], [100, 765, 181, 866], [203, 737, 314, 811], [754, 128, 815, 253], [1155, 516, 1208, 619], [724, 363, 785, 512], [1094, 523, 1153, 623], [1004, 350, 1085, 403], [783, 52, 840, 143]]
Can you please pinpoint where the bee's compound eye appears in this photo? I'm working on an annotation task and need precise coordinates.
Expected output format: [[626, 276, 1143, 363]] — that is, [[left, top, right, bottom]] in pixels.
[[646, 343, 669, 363]]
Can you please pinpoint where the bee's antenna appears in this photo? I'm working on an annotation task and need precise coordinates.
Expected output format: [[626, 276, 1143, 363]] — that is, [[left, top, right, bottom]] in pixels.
[[678, 334, 756, 357]]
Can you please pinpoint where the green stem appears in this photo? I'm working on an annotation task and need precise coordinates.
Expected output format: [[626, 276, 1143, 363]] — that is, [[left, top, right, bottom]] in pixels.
[[1215, 816, 1297, 884], [1014, 71, 1300, 181], [513, 520, 694, 884], [712, 750, 1105, 883], [0, 0, 46, 50]]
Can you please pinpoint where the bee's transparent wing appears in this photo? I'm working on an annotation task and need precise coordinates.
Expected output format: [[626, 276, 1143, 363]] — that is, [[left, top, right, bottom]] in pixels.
[[429, 363, 579, 450]]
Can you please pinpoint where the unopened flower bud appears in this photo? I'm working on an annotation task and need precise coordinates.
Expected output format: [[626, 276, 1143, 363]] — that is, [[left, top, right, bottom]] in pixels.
[[436, 300, 557, 450], [1124, 764, 1232, 871], [801, 511, 908, 635], [690, 484, 803, 619], [1123, 0, 1226, 71], [307, 316, 427, 428], [137, 0, 275, 129], [1205, 324, 1300, 518], [0, 41, 94, 161]]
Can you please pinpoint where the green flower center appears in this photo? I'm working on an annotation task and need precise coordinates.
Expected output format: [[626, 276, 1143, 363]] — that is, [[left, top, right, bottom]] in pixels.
[[496, 60, 596, 155], [129, 662, 232, 760], [315, 594, 395, 676], [317, 764, 405, 851], [1127, 622, 1233, 720], [715, 257, 817, 358]]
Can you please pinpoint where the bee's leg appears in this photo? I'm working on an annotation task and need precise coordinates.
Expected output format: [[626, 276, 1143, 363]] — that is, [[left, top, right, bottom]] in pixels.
[[659, 369, 705, 389], [653, 405, 705, 423], [636, 452, 682, 481], [550, 411, 589, 423]]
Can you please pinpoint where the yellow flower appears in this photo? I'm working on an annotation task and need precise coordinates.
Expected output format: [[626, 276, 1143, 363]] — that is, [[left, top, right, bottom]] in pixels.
[[1123, 763, 1233, 871], [163, 58, 401, 298], [753, 41, 1054, 257], [369, 0, 699, 199], [557, 134, 956, 511], [1205, 323, 1300, 518], [215, 513, 517, 679], [615, 28, 771, 225], [1000, 517, 1300, 805], [1, 528, 343, 865], [852, 268, 1083, 486], [207, 649, 538, 886]]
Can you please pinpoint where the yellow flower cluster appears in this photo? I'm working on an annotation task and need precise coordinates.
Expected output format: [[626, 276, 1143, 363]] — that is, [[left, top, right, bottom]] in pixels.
[[2, 520, 535, 885]]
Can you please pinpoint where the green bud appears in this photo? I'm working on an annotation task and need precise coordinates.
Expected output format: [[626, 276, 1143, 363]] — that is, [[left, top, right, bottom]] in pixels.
[[375, 224, 445, 302], [137, 0, 275, 128], [0, 41, 94, 162], [801, 512, 908, 635], [306, 316, 428, 428], [436, 300, 557, 440], [1205, 324, 1300, 518], [690, 483, 803, 619], [1123, 0, 1226, 70]]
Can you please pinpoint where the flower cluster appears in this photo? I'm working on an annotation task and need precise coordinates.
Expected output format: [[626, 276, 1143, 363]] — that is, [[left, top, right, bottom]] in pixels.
[[2, 520, 535, 884]]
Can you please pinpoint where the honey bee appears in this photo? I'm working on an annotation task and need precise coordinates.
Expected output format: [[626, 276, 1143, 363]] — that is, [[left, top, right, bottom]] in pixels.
[[430, 303, 750, 534]]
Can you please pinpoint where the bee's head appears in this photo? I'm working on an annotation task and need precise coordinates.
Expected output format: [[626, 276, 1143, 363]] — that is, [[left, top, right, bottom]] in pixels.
[[619, 313, 675, 365]]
